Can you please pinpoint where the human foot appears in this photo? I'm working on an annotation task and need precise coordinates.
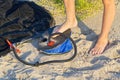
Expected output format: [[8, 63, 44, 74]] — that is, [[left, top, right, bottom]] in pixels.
[[53, 19, 78, 33], [89, 36, 109, 55]]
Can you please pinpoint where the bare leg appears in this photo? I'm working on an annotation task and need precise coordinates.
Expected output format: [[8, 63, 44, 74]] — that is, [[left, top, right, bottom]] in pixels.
[[90, 0, 115, 55], [54, 0, 78, 33]]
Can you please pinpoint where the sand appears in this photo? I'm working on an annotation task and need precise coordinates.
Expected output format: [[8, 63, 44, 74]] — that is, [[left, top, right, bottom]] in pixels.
[[0, 1, 120, 80]]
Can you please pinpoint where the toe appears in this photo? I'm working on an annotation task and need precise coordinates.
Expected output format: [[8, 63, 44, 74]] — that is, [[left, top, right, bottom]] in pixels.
[[52, 26, 61, 33], [89, 48, 97, 55], [92, 47, 100, 55], [98, 47, 105, 54]]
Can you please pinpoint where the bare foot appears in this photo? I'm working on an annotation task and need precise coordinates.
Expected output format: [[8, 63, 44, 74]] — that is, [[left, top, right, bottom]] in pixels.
[[53, 19, 78, 33], [89, 36, 109, 55]]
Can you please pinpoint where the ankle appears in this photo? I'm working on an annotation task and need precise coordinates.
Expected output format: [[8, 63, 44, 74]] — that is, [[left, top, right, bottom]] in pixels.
[[66, 18, 78, 26], [98, 35, 108, 42]]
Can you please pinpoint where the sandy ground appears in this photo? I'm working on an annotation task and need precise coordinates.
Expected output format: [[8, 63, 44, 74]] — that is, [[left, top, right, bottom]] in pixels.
[[0, 1, 120, 80]]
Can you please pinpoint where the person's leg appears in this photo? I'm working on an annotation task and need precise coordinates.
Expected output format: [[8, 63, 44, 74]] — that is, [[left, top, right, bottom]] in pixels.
[[90, 0, 115, 55], [54, 0, 78, 33]]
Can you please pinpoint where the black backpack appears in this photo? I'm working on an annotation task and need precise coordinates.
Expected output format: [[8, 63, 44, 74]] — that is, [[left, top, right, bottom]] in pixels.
[[0, 0, 54, 57]]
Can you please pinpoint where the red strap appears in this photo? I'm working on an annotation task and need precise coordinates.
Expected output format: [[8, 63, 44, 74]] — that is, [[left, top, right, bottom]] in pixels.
[[6, 39, 21, 53]]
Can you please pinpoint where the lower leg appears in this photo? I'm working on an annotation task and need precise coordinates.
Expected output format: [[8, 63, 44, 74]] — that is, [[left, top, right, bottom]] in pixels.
[[90, 0, 115, 54], [56, 0, 78, 33]]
